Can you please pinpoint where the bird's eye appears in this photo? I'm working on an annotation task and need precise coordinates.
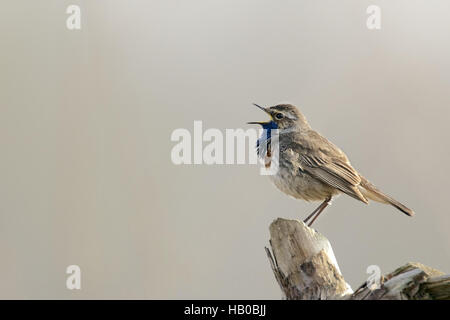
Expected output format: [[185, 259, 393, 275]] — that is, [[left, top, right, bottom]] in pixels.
[[275, 113, 284, 119]]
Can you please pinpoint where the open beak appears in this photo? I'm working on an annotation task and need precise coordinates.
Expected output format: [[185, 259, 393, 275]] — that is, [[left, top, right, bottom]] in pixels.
[[247, 103, 272, 125]]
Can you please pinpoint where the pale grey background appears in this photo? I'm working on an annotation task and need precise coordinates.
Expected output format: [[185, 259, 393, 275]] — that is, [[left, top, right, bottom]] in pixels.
[[1, 0, 449, 299]]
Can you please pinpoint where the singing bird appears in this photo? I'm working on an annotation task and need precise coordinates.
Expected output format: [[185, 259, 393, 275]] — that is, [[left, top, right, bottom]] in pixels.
[[248, 103, 414, 226]]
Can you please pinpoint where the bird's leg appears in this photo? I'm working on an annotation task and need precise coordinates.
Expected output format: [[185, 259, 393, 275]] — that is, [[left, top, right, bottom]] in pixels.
[[307, 196, 332, 227], [304, 201, 328, 226], [303, 202, 324, 224]]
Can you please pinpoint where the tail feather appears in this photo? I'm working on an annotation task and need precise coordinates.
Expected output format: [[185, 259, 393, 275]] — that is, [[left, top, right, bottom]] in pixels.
[[359, 176, 414, 217]]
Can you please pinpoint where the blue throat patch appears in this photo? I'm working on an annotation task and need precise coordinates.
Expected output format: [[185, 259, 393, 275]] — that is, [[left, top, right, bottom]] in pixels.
[[256, 120, 278, 150]]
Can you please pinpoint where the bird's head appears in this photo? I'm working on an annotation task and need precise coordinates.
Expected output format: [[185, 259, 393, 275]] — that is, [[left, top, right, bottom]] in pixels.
[[248, 103, 310, 131]]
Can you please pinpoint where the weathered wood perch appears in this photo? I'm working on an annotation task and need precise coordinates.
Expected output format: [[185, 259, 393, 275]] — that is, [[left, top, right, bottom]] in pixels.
[[265, 218, 450, 300]]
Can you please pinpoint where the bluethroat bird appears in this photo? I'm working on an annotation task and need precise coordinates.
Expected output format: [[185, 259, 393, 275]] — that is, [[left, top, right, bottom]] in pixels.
[[248, 103, 414, 226]]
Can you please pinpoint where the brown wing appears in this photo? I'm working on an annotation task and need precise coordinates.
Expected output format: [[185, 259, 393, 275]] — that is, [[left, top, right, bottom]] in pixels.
[[288, 130, 368, 203]]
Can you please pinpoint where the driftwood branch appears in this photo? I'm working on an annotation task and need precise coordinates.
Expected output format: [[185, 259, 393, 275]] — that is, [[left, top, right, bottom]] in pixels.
[[266, 218, 450, 300]]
